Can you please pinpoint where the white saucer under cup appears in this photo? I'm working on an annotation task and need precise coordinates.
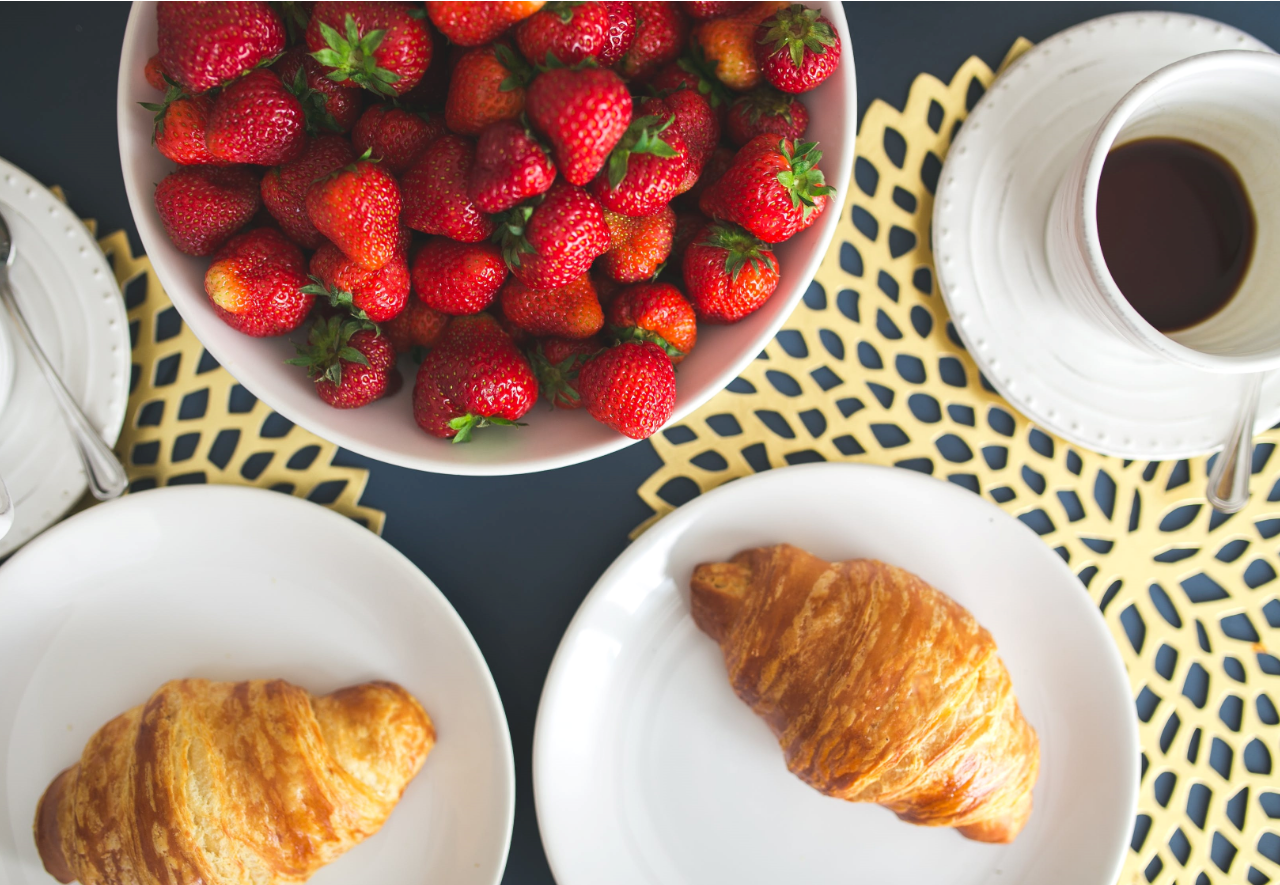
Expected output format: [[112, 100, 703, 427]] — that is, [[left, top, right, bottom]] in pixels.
[[934, 13, 1278, 460]]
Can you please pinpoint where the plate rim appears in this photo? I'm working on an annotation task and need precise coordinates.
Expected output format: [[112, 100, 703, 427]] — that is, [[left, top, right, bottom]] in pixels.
[[0, 483, 516, 885], [932, 10, 1275, 461], [532, 461, 1139, 885], [0, 153, 130, 558], [114, 0, 856, 477]]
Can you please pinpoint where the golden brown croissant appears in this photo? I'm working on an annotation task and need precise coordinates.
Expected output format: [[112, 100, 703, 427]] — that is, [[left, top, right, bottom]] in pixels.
[[691, 544, 1039, 843], [34, 678, 434, 885]]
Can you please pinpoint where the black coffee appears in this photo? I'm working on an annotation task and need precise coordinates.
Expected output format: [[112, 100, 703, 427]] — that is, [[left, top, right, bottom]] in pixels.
[[1096, 137, 1254, 332]]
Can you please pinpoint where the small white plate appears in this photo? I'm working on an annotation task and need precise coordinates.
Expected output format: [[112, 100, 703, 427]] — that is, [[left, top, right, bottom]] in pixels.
[[0, 156, 129, 558], [934, 12, 1277, 460], [0, 485, 514, 885], [534, 463, 1137, 885]]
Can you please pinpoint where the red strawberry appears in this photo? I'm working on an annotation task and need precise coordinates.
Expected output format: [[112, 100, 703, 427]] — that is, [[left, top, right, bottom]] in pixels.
[[682, 143, 733, 203], [141, 88, 222, 166], [305, 159, 403, 270], [445, 44, 533, 136], [307, 2, 433, 96], [275, 47, 365, 134], [425, 1, 545, 47], [289, 316, 397, 408], [307, 241, 411, 322], [699, 135, 832, 242], [352, 105, 444, 173], [726, 85, 808, 146], [401, 134, 495, 243], [516, 2, 610, 66], [617, 2, 687, 82], [144, 54, 169, 91], [412, 237, 508, 315], [606, 281, 697, 361], [155, 166, 261, 256], [383, 298, 451, 355], [494, 180, 611, 289], [593, 272, 623, 306], [682, 222, 779, 322], [755, 4, 841, 94], [671, 208, 709, 264], [412, 314, 538, 442], [526, 66, 630, 186], [469, 121, 557, 213], [644, 89, 718, 193], [590, 107, 689, 216], [650, 54, 732, 115], [205, 227, 313, 336], [687, 2, 747, 19], [690, 2, 787, 92], [157, 2, 285, 94], [261, 135, 357, 249], [527, 336, 601, 408], [499, 274, 603, 339], [206, 70, 307, 165], [578, 340, 676, 438], [598, 2, 637, 67], [600, 206, 674, 282]]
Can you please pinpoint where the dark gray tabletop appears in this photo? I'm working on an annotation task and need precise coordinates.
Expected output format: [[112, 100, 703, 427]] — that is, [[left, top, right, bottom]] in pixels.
[[5, 3, 1279, 882]]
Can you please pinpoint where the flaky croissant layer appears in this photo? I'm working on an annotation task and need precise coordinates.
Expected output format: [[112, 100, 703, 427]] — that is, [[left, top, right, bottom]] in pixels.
[[35, 678, 434, 885], [691, 544, 1040, 843]]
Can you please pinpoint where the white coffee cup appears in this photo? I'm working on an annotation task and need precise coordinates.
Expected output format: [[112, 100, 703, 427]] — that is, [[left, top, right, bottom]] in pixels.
[[1046, 49, 1280, 375]]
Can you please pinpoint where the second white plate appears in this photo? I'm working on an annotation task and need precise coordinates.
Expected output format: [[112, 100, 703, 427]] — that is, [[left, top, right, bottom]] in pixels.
[[0, 485, 514, 885], [534, 463, 1137, 885]]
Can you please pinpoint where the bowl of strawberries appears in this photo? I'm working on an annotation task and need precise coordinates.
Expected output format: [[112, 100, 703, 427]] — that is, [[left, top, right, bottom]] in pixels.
[[117, 1, 854, 475]]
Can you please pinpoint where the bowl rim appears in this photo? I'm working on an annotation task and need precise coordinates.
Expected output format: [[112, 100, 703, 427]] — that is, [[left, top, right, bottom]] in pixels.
[[117, 0, 856, 475]]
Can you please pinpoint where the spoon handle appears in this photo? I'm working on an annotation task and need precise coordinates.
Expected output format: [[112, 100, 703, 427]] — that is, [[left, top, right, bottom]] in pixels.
[[0, 273, 128, 501], [0, 470, 12, 540], [1205, 372, 1263, 514]]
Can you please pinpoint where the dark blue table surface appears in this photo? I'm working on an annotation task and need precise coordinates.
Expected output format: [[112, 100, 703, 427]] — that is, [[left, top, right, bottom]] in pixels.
[[5, 3, 1279, 882]]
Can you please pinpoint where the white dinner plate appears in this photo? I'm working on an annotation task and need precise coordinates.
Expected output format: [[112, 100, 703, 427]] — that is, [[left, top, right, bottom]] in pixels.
[[0, 485, 514, 885], [0, 156, 130, 557], [534, 463, 1137, 885], [934, 12, 1278, 460]]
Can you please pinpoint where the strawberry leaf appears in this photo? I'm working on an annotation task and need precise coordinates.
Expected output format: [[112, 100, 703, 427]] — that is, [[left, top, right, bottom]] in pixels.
[[757, 4, 838, 70], [311, 13, 403, 97]]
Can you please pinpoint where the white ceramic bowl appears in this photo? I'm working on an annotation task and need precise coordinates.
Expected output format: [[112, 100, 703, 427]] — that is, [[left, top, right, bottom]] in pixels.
[[117, 1, 855, 475]]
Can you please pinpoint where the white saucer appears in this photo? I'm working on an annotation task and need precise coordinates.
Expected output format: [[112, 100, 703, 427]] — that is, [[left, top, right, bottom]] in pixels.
[[0, 485, 515, 885], [0, 156, 129, 557], [534, 463, 1137, 885], [934, 13, 1276, 460]]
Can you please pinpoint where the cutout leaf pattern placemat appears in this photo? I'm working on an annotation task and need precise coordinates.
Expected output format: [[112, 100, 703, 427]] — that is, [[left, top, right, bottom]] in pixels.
[[638, 43, 1280, 885]]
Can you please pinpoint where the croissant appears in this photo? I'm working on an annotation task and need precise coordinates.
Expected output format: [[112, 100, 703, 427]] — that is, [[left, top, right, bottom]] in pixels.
[[34, 678, 434, 885], [691, 544, 1040, 843]]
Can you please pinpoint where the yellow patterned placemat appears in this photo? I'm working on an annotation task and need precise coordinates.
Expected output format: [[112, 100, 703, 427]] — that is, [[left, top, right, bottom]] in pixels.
[[640, 44, 1280, 885], [61, 192, 383, 533]]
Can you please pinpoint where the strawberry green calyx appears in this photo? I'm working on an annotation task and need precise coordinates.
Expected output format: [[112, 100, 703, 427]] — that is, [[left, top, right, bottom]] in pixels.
[[698, 223, 775, 282], [672, 45, 732, 109], [447, 414, 521, 444], [613, 324, 682, 359], [545, 1, 586, 25], [777, 139, 835, 219], [286, 314, 374, 387], [495, 43, 536, 93], [284, 66, 343, 135], [492, 201, 539, 270], [275, 1, 311, 44], [741, 86, 797, 126], [606, 114, 680, 188], [528, 341, 596, 408], [299, 275, 373, 323], [757, 4, 838, 68], [311, 13, 401, 96]]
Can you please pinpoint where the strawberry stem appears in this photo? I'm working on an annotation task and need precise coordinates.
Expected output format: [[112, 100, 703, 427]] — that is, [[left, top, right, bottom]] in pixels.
[[310, 13, 402, 97], [776, 139, 835, 218], [606, 114, 679, 188], [696, 223, 775, 282], [286, 314, 373, 387], [757, 4, 838, 69]]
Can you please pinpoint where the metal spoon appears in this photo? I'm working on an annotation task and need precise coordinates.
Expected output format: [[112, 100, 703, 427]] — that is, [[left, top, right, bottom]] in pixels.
[[0, 472, 12, 541], [1205, 372, 1263, 514], [0, 211, 128, 501]]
